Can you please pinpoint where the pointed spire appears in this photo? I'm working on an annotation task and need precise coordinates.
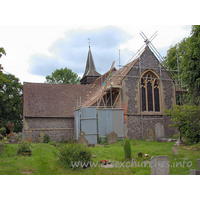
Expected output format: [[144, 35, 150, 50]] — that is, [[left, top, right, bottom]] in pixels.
[[80, 42, 101, 85]]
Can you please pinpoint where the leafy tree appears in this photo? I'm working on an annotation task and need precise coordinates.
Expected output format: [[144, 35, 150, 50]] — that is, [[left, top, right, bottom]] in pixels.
[[45, 67, 80, 84], [0, 73, 23, 132], [163, 25, 200, 105], [0, 47, 6, 83], [180, 25, 200, 105], [165, 105, 200, 144]]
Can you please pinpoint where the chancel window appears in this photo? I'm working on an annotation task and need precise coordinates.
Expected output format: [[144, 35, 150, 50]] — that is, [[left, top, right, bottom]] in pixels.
[[141, 71, 160, 112]]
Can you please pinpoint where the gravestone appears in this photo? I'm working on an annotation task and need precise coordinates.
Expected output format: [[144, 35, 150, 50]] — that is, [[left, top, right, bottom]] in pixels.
[[9, 135, 18, 143], [155, 122, 164, 141], [171, 147, 178, 155], [197, 159, 200, 170], [76, 131, 88, 146], [0, 142, 3, 153], [25, 131, 33, 142], [37, 132, 44, 143], [190, 169, 200, 175], [107, 131, 118, 144], [151, 156, 169, 175], [145, 128, 155, 141], [190, 159, 200, 175]]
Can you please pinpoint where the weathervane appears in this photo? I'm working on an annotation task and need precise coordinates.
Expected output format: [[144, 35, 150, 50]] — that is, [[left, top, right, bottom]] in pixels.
[[88, 38, 91, 47]]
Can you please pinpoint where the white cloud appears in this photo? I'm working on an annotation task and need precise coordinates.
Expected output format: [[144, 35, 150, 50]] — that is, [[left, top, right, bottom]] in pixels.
[[0, 25, 192, 83]]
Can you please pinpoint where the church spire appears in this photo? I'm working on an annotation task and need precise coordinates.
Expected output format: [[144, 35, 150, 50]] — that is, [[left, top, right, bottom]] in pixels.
[[80, 40, 101, 85]]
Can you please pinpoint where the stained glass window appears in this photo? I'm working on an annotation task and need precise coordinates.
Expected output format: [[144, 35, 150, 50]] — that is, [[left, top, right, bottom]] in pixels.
[[140, 71, 160, 112]]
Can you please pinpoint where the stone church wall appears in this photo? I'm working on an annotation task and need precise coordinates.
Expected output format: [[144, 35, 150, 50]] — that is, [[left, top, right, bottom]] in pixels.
[[24, 117, 74, 142], [123, 47, 176, 139]]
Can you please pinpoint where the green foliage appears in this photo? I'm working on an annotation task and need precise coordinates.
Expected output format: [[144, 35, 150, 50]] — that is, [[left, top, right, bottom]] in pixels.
[[124, 139, 131, 159], [0, 47, 6, 57], [138, 152, 143, 158], [163, 25, 200, 105], [97, 134, 108, 144], [45, 67, 81, 84], [165, 105, 200, 144], [6, 122, 14, 132], [43, 134, 50, 143], [7, 132, 14, 139], [0, 127, 6, 136], [58, 143, 91, 169], [17, 142, 33, 156], [0, 73, 23, 132]]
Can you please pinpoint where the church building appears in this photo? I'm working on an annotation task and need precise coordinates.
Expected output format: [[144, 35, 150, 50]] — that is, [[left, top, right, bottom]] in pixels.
[[23, 41, 176, 143]]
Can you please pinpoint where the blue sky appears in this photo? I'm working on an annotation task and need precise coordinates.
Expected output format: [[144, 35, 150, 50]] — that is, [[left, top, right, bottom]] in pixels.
[[0, 1, 196, 84], [0, 25, 192, 83]]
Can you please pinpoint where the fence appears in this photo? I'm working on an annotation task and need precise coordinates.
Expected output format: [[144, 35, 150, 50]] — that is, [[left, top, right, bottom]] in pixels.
[[74, 107, 124, 144]]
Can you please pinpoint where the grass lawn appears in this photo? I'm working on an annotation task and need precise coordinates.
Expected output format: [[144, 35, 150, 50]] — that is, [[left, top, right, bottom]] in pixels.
[[0, 140, 199, 175]]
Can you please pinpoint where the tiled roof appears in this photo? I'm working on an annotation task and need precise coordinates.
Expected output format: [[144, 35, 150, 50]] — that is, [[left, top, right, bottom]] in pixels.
[[23, 82, 102, 118], [92, 67, 116, 86]]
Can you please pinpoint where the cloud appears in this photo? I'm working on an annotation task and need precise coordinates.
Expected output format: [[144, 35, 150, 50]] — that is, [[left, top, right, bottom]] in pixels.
[[29, 26, 133, 77]]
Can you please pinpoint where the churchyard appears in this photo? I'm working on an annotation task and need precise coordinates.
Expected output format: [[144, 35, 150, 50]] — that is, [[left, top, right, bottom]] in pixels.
[[0, 137, 200, 175]]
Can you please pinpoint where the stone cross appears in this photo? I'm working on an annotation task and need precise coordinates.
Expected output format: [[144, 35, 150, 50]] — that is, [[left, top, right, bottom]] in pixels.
[[76, 131, 88, 146]]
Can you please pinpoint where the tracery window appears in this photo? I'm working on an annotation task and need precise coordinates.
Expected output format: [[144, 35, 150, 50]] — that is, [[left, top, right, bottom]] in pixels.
[[141, 71, 160, 112]]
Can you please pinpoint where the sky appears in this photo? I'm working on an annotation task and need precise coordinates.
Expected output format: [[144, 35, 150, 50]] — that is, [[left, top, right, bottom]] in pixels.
[[0, 25, 192, 84], [1, 1, 197, 85]]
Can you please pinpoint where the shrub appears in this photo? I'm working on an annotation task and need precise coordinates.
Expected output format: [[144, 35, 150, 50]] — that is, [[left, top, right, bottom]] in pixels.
[[17, 142, 33, 156], [138, 152, 143, 158], [58, 144, 91, 169], [6, 122, 14, 132], [165, 105, 200, 144], [124, 139, 131, 159], [0, 127, 6, 136], [43, 134, 50, 143], [7, 132, 14, 139]]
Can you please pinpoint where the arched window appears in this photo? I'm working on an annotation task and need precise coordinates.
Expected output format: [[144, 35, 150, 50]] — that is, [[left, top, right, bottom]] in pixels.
[[141, 71, 160, 112]]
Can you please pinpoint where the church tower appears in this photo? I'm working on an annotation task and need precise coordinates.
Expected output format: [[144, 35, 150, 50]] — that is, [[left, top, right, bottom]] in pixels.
[[80, 44, 101, 85]]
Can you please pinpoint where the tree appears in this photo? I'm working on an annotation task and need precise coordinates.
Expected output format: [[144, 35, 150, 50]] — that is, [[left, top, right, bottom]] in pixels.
[[165, 105, 200, 144], [0, 73, 23, 132], [45, 67, 80, 84], [0, 47, 6, 83], [180, 25, 200, 105], [163, 25, 200, 105]]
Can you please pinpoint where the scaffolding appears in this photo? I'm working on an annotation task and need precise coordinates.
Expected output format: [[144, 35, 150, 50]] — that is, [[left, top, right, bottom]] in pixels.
[[75, 31, 185, 139]]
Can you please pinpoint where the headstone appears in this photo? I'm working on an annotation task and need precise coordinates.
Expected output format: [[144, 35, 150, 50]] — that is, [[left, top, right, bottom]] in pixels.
[[151, 156, 169, 175], [145, 128, 155, 141], [25, 131, 32, 142], [37, 132, 44, 143], [190, 169, 200, 175], [9, 135, 18, 143], [171, 147, 178, 155], [155, 122, 164, 141], [76, 131, 88, 146], [107, 131, 118, 144], [197, 159, 200, 171], [0, 142, 3, 153], [190, 159, 200, 175]]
